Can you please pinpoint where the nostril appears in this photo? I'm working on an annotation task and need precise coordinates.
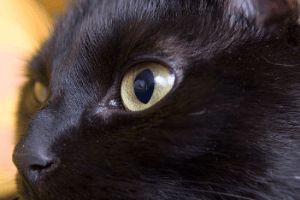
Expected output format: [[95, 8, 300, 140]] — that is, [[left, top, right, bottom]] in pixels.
[[13, 152, 58, 185], [27, 162, 56, 183], [26, 159, 57, 185], [30, 162, 55, 174], [31, 162, 54, 171], [13, 131, 59, 185]]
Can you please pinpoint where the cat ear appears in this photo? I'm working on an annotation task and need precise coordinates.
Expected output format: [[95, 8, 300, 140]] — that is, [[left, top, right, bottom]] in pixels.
[[229, 0, 299, 34]]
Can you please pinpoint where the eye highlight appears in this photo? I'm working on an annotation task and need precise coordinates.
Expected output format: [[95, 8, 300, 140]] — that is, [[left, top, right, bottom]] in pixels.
[[121, 62, 175, 111], [34, 82, 48, 103]]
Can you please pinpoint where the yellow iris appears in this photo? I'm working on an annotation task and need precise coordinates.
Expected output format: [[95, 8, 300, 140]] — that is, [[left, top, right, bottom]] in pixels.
[[121, 62, 175, 111], [34, 82, 48, 103]]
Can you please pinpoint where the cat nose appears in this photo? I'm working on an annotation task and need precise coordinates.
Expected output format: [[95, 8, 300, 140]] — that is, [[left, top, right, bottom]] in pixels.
[[13, 137, 57, 185]]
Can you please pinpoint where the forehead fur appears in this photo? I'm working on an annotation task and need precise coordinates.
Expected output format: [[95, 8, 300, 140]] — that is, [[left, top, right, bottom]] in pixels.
[[50, 0, 262, 62]]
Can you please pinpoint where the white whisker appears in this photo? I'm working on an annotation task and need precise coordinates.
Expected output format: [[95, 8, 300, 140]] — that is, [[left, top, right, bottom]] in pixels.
[[189, 109, 206, 116]]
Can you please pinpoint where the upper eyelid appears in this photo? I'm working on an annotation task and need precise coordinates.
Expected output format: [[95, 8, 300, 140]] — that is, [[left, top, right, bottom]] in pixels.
[[26, 67, 50, 87], [116, 55, 174, 83]]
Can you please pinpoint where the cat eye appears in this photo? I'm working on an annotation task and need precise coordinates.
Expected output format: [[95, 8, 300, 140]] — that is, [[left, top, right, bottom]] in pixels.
[[120, 62, 175, 111], [34, 82, 48, 103]]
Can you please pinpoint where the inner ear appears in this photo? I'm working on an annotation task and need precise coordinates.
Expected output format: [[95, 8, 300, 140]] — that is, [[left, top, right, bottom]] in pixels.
[[230, 0, 299, 34]]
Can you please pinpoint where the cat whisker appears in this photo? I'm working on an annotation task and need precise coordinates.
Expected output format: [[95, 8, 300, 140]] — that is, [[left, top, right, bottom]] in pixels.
[[261, 55, 299, 67], [189, 109, 206, 116], [104, 178, 255, 200], [162, 187, 256, 200], [107, 177, 256, 200]]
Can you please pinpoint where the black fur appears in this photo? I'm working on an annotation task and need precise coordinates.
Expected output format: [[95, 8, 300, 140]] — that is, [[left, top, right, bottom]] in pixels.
[[12, 0, 300, 199]]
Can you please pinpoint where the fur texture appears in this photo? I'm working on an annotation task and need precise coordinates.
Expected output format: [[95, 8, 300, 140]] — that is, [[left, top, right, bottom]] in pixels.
[[12, 0, 300, 199]]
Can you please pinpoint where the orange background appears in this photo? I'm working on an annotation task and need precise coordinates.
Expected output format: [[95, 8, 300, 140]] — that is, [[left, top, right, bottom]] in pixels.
[[0, 0, 64, 197]]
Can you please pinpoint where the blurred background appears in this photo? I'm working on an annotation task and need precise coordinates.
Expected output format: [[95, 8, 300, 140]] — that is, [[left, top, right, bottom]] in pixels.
[[0, 0, 65, 198]]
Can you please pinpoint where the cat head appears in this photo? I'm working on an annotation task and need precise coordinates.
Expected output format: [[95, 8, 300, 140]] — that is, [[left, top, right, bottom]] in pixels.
[[13, 0, 300, 199]]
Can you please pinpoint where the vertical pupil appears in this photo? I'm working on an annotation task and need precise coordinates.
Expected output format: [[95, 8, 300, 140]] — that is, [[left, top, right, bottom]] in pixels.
[[134, 69, 155, 104]]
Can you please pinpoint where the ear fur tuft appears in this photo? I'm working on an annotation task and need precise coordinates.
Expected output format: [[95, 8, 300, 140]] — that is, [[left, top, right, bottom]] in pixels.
[[230, 0, 299, 35]]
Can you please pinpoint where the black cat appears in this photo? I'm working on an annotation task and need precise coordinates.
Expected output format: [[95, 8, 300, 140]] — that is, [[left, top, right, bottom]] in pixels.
[[11, 0, 300, 199]]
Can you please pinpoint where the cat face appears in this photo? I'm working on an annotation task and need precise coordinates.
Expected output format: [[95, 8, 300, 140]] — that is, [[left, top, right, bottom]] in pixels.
[[13, 0, 300, 199]]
